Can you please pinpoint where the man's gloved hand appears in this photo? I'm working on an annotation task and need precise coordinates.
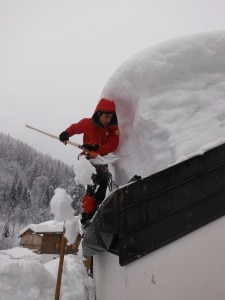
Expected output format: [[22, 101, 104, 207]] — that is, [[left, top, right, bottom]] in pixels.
[[82, 144, 99, 151], [59, 131, 69, 144]]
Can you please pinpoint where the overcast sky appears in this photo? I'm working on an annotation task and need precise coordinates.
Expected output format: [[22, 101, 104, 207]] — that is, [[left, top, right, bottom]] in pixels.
[[1, 0, 225, 166]]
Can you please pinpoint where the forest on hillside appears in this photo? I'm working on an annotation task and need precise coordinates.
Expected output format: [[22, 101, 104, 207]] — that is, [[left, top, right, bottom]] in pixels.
[[0, 132, 85, 249]]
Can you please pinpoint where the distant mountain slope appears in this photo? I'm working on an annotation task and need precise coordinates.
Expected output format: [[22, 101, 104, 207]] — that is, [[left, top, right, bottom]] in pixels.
[[0, 132, 84, 249]]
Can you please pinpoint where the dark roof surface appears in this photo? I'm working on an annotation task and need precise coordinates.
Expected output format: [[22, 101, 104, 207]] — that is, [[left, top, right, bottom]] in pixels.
[[83, 142, 225, 266]]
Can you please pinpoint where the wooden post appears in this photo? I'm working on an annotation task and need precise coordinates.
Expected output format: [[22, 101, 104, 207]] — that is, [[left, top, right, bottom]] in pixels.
[[84, 257, 93, 276], [55, 225, 66, 300]]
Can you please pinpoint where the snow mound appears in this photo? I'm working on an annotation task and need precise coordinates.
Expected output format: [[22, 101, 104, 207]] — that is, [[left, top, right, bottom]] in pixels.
[[0, 248, 94, 300], [103, 30, 225, 184], [0, 247, 40, 261], [0, 258, 55, 300]]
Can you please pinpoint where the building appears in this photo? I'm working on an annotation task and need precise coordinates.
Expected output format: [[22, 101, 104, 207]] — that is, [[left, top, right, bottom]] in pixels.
[[19, 220, 81, 255], [82, 143, 225, 300]]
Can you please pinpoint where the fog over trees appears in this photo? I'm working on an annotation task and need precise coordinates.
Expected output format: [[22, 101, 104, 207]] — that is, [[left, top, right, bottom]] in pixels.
[[0, 132, 85, 249]]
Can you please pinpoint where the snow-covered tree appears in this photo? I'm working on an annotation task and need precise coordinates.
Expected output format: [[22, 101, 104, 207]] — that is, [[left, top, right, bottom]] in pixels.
[[0, 132, 83, 249]]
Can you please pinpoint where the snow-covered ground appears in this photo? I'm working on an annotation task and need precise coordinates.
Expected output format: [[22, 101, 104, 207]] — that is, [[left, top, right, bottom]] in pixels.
[[0, 189, 95, 300], [0, 247, 95, 300]]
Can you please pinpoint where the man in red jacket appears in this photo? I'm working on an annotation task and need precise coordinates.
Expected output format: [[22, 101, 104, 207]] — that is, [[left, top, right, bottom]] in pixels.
[[59, 98, 120, 225]]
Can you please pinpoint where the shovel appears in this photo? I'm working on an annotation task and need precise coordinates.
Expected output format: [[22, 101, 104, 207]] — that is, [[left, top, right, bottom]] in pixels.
[[25, 124, 121, 164]]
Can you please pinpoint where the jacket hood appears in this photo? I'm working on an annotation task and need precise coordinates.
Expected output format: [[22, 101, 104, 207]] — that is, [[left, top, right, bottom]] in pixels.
[[92, 98, 118, 126], [94, 98, 116, 114]]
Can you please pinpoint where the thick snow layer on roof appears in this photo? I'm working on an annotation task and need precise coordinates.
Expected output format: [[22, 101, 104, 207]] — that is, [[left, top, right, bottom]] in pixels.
[[19, 220, 64, 236], [103, 30, 225, 184]]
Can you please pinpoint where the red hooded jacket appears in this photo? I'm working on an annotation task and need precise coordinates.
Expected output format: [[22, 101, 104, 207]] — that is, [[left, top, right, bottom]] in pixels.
[[66, 98, 120, 155]]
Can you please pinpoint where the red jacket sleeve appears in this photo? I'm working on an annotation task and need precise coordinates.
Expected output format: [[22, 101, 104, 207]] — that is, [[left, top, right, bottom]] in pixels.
[[66, 118, 90, 136]]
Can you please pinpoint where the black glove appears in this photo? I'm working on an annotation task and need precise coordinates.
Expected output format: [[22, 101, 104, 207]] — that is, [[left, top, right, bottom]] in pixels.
[[59, 131, 69, 144], [82, 144, 99, 151], [81, 212, 94, 224]]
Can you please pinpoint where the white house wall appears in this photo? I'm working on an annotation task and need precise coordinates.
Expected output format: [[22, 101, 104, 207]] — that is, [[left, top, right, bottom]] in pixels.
[[94, 216, 225, 300]]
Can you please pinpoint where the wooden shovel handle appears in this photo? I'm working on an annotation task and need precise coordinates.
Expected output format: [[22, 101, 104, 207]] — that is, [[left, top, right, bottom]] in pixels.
[[26, 124, 80, 147], [25, 124, 99, 157]]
